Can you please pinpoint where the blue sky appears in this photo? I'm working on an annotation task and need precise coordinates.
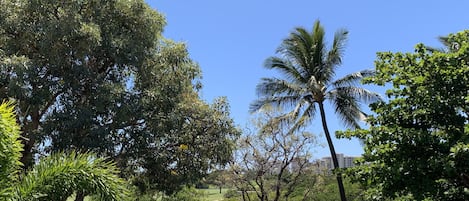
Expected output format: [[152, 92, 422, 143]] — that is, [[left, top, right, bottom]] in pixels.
[[148, 1, 468, 158]]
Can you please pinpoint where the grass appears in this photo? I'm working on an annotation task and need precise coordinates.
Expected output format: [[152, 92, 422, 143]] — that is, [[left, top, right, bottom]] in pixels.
[[197, 187, 230, 201], [66, 187, 232, 201]]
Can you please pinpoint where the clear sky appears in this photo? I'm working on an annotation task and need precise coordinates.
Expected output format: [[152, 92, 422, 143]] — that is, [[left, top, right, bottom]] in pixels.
[[148, 1, 469, 158]]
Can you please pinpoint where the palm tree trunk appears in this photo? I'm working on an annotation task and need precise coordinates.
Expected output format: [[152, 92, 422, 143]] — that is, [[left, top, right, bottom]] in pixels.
[[318, 102, 347, 201]]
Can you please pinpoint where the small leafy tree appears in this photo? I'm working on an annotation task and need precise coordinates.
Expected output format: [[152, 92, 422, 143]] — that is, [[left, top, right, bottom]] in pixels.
[[339, 30, 469, 200], [205, 169, 233, 193], [230, 108, 318, 201]]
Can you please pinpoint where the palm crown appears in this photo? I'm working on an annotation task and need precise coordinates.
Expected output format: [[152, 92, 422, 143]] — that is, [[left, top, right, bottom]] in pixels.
[[250, 20, 379, 130]]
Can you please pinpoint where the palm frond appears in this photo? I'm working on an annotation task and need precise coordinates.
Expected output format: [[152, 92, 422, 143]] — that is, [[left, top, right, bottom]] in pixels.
[[288, 103, 316, 134], [328, 92, 362, 129], [327, 86, 381, 128], [323, 28, 348, 83], [425, 46, 447, 53], [438, 36, 450, 47], [260, 113, 294, 135], [330, 28, 349, 64], [332, 69, 375, 88], [426, 36, 453, 53], [259, 100, 314, 136], [279, 29, 317, 82], [15, 151, 129, 201], [264, 57, 308, 83], [249, 95, 302, 113], [427, 35, 463, 53], [328, 86, 382, 104], [255, 77, 304, 97], [310, 20, 326, 79]]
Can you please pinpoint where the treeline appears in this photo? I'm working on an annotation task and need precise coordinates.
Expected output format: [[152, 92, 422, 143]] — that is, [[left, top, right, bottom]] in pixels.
[[0, 0, 468, 201]]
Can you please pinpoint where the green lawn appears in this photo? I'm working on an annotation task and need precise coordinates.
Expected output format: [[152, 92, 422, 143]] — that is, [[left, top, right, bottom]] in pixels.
[[66, 187, 232, 201], [197, 188, 230, 201]]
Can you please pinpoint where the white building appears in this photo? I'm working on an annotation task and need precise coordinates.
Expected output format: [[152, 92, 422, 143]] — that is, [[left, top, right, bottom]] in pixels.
[[344, 156, 355, 168], [318, 154, 358, 171]]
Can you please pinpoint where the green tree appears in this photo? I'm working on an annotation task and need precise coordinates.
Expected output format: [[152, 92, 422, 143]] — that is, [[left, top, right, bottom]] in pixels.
[[133, 96, 240, 195], [250, 20, 380, 201], [0, 0, 239, 194], [204, 169, 233, 194], [0, 0, 164, 169], [338, 30, 469, 200], [0, 101, 128, 201]]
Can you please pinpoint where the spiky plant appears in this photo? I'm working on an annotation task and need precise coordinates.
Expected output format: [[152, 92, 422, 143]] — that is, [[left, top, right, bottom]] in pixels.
[[0, 101, 129, 201], [0, 101, 23, 199]]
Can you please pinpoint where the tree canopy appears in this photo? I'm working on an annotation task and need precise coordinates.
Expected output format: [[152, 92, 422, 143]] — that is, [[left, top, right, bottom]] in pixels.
[[339, 30, 469, 200], [0, 0, 239, 194]]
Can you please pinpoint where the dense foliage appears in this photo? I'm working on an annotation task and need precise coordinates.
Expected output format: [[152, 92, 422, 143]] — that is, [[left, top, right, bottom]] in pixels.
[[339, 30, 469, 200], [0, 0, 239, 194]]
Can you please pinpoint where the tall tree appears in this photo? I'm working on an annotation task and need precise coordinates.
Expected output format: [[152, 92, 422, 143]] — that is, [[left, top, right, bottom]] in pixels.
[[0, 0, 240, 194], [0, 0, 164, 169], [250, 20, 380, 201], [339, 30, 469, 200]]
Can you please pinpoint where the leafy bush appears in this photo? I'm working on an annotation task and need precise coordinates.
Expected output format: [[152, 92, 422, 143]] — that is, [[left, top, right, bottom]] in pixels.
[[195, 182, 209, 189], [162, 187, 205, 201], [224, 189, 239, 198]]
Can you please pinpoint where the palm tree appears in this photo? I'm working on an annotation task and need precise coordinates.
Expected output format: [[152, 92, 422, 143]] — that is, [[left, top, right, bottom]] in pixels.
[[250, 20, 380, 201], [426, 35, 460, 53]]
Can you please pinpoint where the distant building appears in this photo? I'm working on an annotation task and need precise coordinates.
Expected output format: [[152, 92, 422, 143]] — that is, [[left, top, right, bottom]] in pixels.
[[289, 156, 311, 173], [318, 154, 358, 171], [344, 156, 355, 168]]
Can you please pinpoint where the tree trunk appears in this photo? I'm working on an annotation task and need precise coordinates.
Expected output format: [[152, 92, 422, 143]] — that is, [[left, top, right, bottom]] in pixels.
[[75, 191, 85, 201], [20, 109, 40, 170], [318, 102, 347, 201], [242, 190, 247, 201]]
